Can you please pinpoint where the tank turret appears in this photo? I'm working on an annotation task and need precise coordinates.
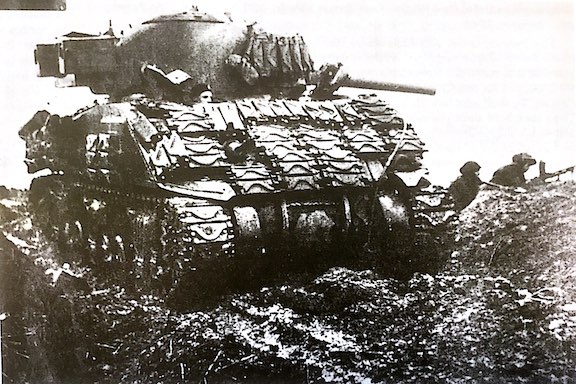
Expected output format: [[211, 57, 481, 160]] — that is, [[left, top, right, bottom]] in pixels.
[[35, 7, 435, 100], [24, 6, 435, 299]]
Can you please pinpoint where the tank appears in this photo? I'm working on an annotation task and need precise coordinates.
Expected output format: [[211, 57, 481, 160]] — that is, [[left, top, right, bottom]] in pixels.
[[21, 7, 435, 297]]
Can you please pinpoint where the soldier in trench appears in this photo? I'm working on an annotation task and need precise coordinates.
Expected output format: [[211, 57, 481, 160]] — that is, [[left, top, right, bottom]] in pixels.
[[446, 161, 483, 211], [490, 153, 537, 187]]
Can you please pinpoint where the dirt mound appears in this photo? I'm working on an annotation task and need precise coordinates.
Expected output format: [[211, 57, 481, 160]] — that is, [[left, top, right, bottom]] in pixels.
[[1, 182, 575, 383]]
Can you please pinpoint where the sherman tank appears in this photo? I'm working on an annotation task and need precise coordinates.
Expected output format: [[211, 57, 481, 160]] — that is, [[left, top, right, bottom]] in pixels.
[[20, 7, 435, 297]]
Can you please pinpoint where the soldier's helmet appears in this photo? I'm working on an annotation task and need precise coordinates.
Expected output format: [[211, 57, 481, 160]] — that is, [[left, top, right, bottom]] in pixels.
[[190, 83, 213, 103], [512, 153, 536, 166], [460, 161, 481, 175]]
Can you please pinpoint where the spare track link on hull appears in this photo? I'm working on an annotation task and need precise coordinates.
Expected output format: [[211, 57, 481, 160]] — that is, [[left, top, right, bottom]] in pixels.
[[132, 95, 425, 194]]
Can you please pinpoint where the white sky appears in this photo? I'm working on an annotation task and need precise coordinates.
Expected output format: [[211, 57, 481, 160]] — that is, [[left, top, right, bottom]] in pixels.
[[0, 0, 574, 189]]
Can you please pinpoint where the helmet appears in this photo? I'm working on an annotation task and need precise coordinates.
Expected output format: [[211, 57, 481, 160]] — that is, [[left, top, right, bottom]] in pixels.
[[189, 83, 211, 97], [460, 161, 481, 175], [512, 153, 536, 165]]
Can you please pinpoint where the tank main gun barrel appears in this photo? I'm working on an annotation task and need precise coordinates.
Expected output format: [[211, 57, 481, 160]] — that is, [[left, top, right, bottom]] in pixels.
[[310, 64, 436, 98], [342, 77, 436, 96]]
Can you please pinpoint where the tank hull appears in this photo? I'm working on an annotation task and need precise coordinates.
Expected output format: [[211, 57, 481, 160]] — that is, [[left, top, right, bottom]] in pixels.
[[22, 94, 423, 295]]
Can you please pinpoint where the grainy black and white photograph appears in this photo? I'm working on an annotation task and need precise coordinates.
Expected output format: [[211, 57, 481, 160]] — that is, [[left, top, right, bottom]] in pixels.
[[0, 0, 574, 382]]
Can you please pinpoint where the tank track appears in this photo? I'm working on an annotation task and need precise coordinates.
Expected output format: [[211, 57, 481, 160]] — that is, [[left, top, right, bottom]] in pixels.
[[29, 175, 420, 295], [28, 178, 236, 292]]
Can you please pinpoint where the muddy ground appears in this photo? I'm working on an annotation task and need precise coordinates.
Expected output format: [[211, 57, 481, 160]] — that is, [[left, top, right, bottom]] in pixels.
[[1, 181, 575, 383]]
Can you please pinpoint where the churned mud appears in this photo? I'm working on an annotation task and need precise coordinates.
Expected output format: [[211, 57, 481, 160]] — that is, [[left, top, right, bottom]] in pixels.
[[1, 181, 575, 383]]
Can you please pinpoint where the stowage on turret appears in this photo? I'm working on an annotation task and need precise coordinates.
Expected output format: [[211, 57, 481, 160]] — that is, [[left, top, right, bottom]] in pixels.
[[22, 7, 435, 297]]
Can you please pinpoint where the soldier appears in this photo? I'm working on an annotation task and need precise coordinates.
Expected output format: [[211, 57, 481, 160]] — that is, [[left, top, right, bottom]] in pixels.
[[188, 83, 213, 103], [491, 153, 536, 187], [446, 161, 483, 211]]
